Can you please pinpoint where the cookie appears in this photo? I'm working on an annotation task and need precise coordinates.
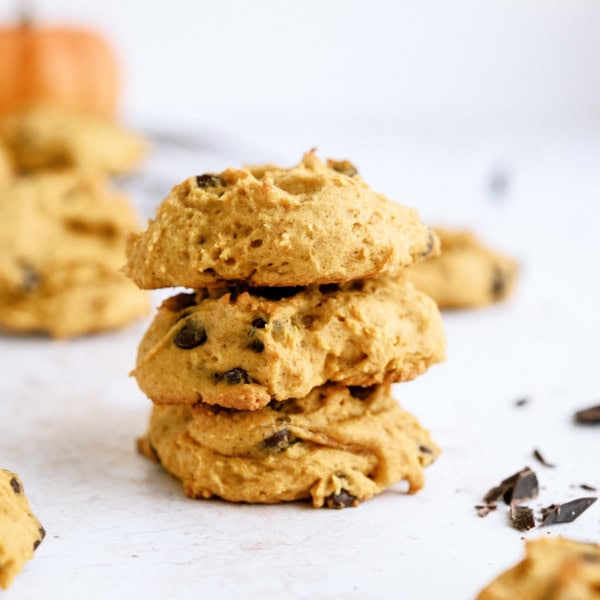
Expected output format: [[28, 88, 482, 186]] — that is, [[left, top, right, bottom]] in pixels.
[[408, 228, 517, 308], [0, 470, 45, 590], [138, 383, 439, 507], [133, 276, 445, 410], [0, 105, 146, 175], [124, 151, 439, 289], [0, 172, 148, 337], [477, 537, 600, 600], [0, 142, 12, 184]]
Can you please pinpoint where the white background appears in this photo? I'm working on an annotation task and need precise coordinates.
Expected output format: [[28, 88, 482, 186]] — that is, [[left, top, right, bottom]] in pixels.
[[1, 2, 599, 599]]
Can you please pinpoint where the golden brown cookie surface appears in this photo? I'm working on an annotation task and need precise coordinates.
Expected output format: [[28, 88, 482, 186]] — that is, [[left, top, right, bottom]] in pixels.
[[0, 172, 148, 337], [0, 470, 45, 590], [124, 152, 439, 289], [477, 537, 600, 600], [133, 276, 445, 410], [0, 105, 145, 175], [138, 383, 439, 507], [0, 142, 12, 184], [408, 227, 517, 309]]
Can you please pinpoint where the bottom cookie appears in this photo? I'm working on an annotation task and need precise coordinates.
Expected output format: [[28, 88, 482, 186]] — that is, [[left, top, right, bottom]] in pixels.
[[0, 470, 45, 590], [477, 537, 600, 600], [138, 384, 439, 508], [408, 228, 518, 309]]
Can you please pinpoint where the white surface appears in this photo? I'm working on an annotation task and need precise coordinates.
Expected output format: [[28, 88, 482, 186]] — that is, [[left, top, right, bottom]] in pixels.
[[1, 128, 599, 599]]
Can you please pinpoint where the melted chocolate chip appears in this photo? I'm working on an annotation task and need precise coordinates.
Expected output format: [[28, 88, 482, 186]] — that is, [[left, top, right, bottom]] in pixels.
[[9, 477, 21, 494], [325, 489, 358, 509], [173, 319, 207, 349], [196, 174, 224, 188], [218, 368, 249, 385], [539, 497, 597, 526], [510, 505, 535, 531], [248, 338, 265, 353], [262, 428, 296, 451], [252, 317, 268, 329], [491, 264, 506, 298]]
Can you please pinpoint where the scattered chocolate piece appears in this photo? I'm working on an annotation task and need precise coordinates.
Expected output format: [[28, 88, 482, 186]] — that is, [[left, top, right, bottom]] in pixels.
[[580, 484, 597, 492], [9, 477, 21, 494], [475, 503, 497, 518], [483, 467, 539, 505], [418, 445, 434, 455], [325, 489, 358, 509], [251, 317, 268, 329], [219, 368, 250, 385], [514, 397, 529, 407], [510, 505, 535, 531], [262, 429, 297, 451], [574, 404, 600, 424], [248, 338, 265, 353], [173, 319, 207, 349], [196, 174, 224, 188], [348, 385, 376, 401], [539, 497, 597, 527], [533, 449, 555, 468]]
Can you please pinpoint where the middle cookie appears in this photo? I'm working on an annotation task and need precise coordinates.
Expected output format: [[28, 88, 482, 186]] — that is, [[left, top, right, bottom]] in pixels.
[[133, 276, 445, 410]]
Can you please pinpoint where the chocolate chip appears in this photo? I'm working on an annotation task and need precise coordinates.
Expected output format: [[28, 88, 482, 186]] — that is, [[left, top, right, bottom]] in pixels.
[[196, 174, 224, 188], [574, 404, 600, 424], [33, 539, 42, 550], [539, 497, 597, 526], [173, 319, 207, 349], [319, 283, 340, 294], [248, 338, 265, 353], [483, 467, 538, 505], [580, 484, 597, 492], [325, 489, 358, 509], [348, 385, 377, 400], [262, 428, 297, 451], [491, 264, 506, 298], [162, 292, 196, 313], [327, 159, 358, 177], [251, 317, 267, 329], [9, 477, 21, 494], [419, 445, 434, 455], [510, 505, 535, 531], [533, 448, 555, 468], [218, 368, 249, 385]]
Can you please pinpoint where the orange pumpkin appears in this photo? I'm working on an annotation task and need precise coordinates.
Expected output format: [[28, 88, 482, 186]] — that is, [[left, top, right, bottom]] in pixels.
[[0, 21, 119, 119]]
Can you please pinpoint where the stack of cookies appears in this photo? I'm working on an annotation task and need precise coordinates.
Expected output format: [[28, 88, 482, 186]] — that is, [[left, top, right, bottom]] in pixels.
[[127, 152, 446, 508]]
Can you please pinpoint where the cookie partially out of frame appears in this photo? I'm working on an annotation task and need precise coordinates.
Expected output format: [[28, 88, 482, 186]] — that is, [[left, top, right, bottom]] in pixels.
[[0, 105, 146, 175], [0, 142, 12, 184], [133, 276, 445, 410], [124, 151, 439, 289], [408, 227, 517, 309], [138, 383, 439, 508], [0, 172, 148, 337], [0, 470, 45, 590], [477, 537, 600, 600]]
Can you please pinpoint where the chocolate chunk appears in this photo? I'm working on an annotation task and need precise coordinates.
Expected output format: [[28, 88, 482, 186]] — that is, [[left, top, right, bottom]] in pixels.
[[510, 505, 535, 531], [319, 283, 340, 294], [533, 449, 555, 468], [262, 428, 297, 451], [251, 317, 267, 329], [162, 292, 197, 312], [574, 404, 600, 424], [248, 338, 265, 353], [219, 368, 249, 385], [325, 489, 358, 509], [491, 264, 506, 298], [9, 477, 21, 494], [539, 497, 597, 526], [327, 159, 358, 177], [348, 385, 376, 400], [580, 484, 597, 492], [173, 319, 207, 349], [419, 445, 434, 455], [475, 503, 497, 517], [196, 174, 224, 188], [483, 467, 538, 505]]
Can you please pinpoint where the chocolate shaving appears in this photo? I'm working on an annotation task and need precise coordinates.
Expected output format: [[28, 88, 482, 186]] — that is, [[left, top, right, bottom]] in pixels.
[[475, 503, 497, 518], [580, 484, 597, 492], [483, 467, 539, 505], [539, 497, 597, 526], [574, 404, 600, 424], [514, 397, 529, 407], [533, 449, 555, 468], [510, 505, 535, 531]]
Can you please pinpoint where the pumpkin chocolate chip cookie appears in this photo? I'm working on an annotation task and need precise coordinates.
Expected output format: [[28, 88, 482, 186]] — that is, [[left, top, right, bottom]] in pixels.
[[0, 105, 145, 175], [408, 227, 518, 309], [0, 470, 45, 590], [0, 172, 148, 337], [138, 383, 439, 507], [133, 276, 445, 410], [124, 151, 439, 289], [477, 537, 600, 600], [0, 142, 12, 184]]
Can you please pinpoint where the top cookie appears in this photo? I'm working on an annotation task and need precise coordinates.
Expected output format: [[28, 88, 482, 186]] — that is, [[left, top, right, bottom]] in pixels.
[[0, 105, 146, 175], [124, 152, 439, 289]]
